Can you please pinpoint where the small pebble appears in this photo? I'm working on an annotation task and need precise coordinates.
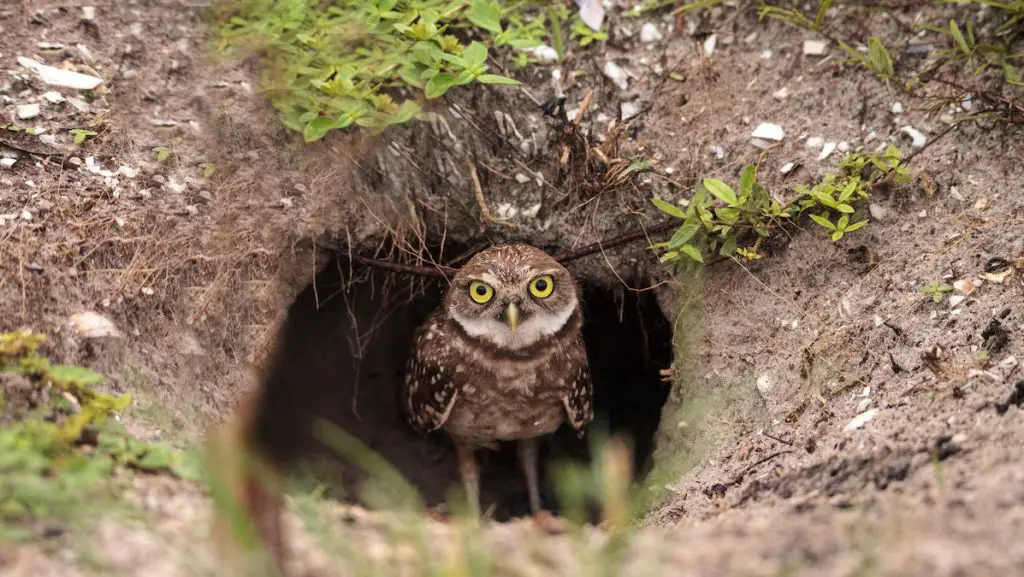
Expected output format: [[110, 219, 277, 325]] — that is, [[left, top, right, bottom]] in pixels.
[[803, 40, 828, 56], [806, 136, 823, 149], [17, 103, 41, 120], [751, 123, 785, 141], [602, 61, 629, 90], [703, 34, 718, 56], [41, 91, 65, 104], [780, 162, 795, 174], [0, 158, 16, 169], [819, 142, 837, 161], [892, 102, 904, 114], [620, 101, 640, 120], [900, 126, 927, 149], [640, 23, 663, 43]]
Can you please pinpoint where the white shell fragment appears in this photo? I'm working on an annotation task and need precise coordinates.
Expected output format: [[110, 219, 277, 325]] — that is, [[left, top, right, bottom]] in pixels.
[[843, 408, 877, 432], [803, 40, 828, 56], [751, 123, 785, 141], [603, 61, 629, 91], [69, 311, 124, 338], [900, 126, 927, 149], [17, 56, 104, 90], [818, 141, 837, 160], [640, 23, 663, 43], [576, 0, 605, 32]]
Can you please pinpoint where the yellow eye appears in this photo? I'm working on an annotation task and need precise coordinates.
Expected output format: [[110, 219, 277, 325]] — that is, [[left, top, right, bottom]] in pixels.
[[468, 280, 494, 304], [529, 275, 554, 299]]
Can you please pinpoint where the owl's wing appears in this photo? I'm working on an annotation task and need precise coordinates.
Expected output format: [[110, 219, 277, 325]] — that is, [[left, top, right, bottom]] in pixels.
[[562, 340, 594, 431], [403, 317, 459, 435]]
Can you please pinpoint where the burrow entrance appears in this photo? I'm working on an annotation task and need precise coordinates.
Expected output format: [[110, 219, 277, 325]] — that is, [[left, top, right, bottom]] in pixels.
[[251, 245, 673, 520]]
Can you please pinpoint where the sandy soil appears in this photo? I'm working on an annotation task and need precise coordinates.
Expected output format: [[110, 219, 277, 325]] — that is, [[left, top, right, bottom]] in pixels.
[[1, 0, 1023, 576]]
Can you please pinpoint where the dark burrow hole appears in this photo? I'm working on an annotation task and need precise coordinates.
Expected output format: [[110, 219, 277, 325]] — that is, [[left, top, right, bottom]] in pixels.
[[251, 246, 673, 521]]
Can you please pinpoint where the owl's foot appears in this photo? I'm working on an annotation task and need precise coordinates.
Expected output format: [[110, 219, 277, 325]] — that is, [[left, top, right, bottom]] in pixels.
[[532, 509, 568, 535], [517, 437, 542, 514], [454, 440, 481, 519]]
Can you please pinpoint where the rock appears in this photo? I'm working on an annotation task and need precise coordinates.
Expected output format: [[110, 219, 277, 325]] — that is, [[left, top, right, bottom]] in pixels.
[[67, 97, 91, 113], [949, 295, 966, 308], [806, 136, 823, 149], [21, 210, 32, 221], [529, 45, 558, 64], [837, 141, 850, 152], [640, 23, 663, 43], [514, 173, 530, 184], [803, 40, 828, 56], [856, 398, 872, 413], [39, 134, 57, 146], [756, 374, 772, 394], [760, 49, 773, 59], [17, 103, 41, 120], [891, 102, 904, 114], [150, 118, 178, 127], [900, 126, 927, 149], [703, 34, 718, 56], [576, 0, 605, 32], [118, 166, 139, 179], [82, 6, 96, 20], [868, 203, 888, 221], [953, 279, 977, 295], [602, 61, 629, 90], [17, 56, 104, 90], [710, 146, 725, 160], [780, 162, 795, 174], [751, 123, 785, 141], [620, 101, 640, 120], [37, 42, 66, 51], [772, 86, 790, 100], [843, 408, 877, 431], [0, 158, 16, 169], [818, 141, 837, 160], [973, 197, 989, 212], [41, 91, 65, 104], [69, 311, 124, 338]]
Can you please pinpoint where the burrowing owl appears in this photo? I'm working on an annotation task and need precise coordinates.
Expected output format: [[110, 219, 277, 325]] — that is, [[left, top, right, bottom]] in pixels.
[[403, 244, 593, 517]]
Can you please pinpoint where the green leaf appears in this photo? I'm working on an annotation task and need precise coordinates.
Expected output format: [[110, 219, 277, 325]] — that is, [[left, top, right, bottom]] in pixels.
[[837, 214, 850, 230], [844, 219, 869, 233], [302, 116, 338, 142], [659, 251, 680, 263], [739, 164, 756, 199], [831, 230, 844, 241], [652, 198, 686, 219], [476, 74, 521, 85], [425, 73, 458, 98], [949, 19, 971, 55], [867, 37, 894, 76], [48, 364, 105, 388], [667, 224, 699, 248], [715, 207, 739, 224], [836, 203, 855, 213], [466, 0, 502, 34], [809, 213, 836, 230], [719, 236, 738, 257], [680, 244, 704, 263], [463, 41, 488, 68], [703, 178, 738, 205]]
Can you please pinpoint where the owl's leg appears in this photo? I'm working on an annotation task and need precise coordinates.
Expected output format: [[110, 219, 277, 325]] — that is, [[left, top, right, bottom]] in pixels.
[[518, 437, 542, 514], [454, 439, 481, 518]]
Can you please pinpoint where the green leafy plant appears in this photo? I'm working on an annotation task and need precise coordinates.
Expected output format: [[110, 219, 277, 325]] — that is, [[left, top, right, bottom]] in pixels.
[[154, 146, 172, 162], [215, 0, 565, 142], [0, 332, 200, 533], [920, 280, 954, 303], [651, 147, 909, 266], [69, 128, 98, 146], [569, 18, 608, 46]]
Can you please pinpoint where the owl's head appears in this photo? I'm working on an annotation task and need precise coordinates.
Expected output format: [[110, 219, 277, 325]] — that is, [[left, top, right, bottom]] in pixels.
[[445, 244, 580, 350]]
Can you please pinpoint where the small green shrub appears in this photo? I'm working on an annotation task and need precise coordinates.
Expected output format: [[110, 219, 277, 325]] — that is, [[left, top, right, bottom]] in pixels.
[[0, 332, 200, 535], [651, 147, 909, 266], [215, 0, 605, 141]]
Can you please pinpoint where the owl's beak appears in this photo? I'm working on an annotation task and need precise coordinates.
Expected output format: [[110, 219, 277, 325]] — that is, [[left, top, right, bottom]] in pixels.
[[502, 302, 520, 333]]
